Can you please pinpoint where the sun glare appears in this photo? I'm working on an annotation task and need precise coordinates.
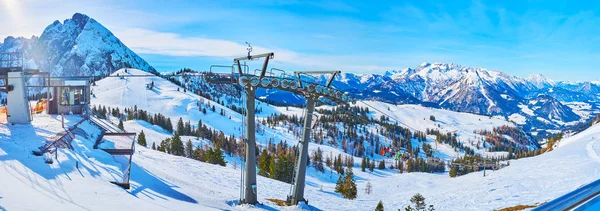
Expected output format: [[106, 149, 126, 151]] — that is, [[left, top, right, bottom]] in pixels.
[[2, 0, 18, 10], [2, 0, 21, 16]]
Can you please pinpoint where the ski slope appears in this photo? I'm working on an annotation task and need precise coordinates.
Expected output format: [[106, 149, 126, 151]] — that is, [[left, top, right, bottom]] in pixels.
[[1, 115, 600, 210], [91, 69, 297, 147], [348, 101, 523, 158]]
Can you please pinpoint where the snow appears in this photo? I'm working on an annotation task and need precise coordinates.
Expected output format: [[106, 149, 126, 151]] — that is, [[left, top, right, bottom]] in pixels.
[[518, 104, 535, 116], [3, 68, 600, 210], [91, 68, 297, 146], [2, 114, 600, 210], [509, 113, 527, 125], [349, 101, 516, 157], [526, 74, 555, 88], [564, 102, 594, 120]]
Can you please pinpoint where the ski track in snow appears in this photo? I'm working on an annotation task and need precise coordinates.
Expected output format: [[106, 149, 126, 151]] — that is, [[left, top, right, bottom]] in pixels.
[[587, 138, 600, 164]]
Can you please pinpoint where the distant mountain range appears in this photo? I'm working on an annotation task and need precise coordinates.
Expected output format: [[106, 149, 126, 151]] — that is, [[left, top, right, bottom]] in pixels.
[[264, 62, 600, 133], [1, 13, 598, 136], [0, 13, 155, 76]]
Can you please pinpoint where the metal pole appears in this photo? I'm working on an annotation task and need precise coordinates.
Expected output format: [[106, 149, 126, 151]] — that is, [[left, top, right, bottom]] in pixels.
[[124, 134, 136, 185], [243, 88, 258, 204], [290, 96, 315, 205], [259, 56, 270, 79]]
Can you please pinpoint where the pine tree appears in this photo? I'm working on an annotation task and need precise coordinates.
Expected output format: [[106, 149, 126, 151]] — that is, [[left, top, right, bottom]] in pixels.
[[152, 142, 156, 150], [185, 140, 193, 158], [166, 118, 174, 133], [398, 161, 404, 173], [137, 130, 147, 147], [410, 193, 426, 211], [378, 160, 385, 170], [194, 146, 205, 161], [177, 117, 185, 135], [118, 119, 124, 130], [342, 167, 357, 199], [361, 157, 367, 172], [406, 159, 414, 173], [336, 155, 344, 175], [375, 200, 384, 211], [369, 160, 375, 172], [335, 172, 344, 194], [258, 149, 271, 177], [449, 167, 458, 178], [212, 147, 226, 166], [158, 139, 167, 153], [170, 134, 184, 156], [269, 156, 276, 179]]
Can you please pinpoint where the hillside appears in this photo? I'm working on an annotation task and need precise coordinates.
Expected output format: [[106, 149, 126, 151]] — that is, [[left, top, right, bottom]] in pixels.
[[92, 69, 536, 162], [1, 111, 599, 210]]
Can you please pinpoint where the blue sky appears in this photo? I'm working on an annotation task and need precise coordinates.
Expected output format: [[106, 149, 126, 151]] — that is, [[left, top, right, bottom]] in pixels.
[[1, 0, 600, 81]]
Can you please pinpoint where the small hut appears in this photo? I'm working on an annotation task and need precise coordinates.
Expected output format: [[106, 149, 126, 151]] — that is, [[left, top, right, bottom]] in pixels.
[[47, 78, 91, 115]]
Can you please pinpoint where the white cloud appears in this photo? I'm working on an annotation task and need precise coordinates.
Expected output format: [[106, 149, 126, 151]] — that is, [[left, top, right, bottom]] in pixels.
[[112, 28, 361, 70], [113, 27, 431, 74]]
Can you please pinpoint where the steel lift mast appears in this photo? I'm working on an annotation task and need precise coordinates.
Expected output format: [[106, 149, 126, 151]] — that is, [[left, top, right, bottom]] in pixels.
[[205, 46, 353, 205], [287, 70, 340, 205], [232, 52, 274, 205]]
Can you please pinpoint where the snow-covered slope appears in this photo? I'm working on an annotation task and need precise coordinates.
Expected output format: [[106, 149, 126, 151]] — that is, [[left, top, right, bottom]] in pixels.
[[94, 69, 536, 160], [2, 113, 600, 210], [349, 101, 537, 156], [91, 68, 296, 146]]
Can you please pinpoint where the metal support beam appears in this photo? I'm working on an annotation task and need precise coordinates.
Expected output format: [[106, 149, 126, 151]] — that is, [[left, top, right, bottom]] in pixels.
[[297, 74, 303, 88], [294, 70, 341, 88], [243, 88, 258, 204], [259, 55, 270, 79], [294, 70, 341, 75], [236, 60, 243, 76], [289, 96, 316, 205], [234, 52, 274, 62], [325, 72, 339, 88]]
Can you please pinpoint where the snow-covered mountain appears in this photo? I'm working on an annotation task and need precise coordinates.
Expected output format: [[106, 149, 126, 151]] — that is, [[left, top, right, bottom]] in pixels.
[[526, 74, 556, 89], [0, 13, 156, 76], [263, 62, 599, 133]]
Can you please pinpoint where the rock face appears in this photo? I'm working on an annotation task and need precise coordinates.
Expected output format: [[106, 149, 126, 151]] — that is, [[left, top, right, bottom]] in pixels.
[[1, 13, 156, 76]]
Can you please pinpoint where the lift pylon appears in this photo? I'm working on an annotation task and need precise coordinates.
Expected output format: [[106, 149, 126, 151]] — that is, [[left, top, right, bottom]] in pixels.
[[288, 70, 342, 205], [204, 48, 354, 206]]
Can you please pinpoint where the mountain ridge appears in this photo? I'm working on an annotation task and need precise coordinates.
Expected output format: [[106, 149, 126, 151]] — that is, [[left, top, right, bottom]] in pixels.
[[0, 13, 156, 77]]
